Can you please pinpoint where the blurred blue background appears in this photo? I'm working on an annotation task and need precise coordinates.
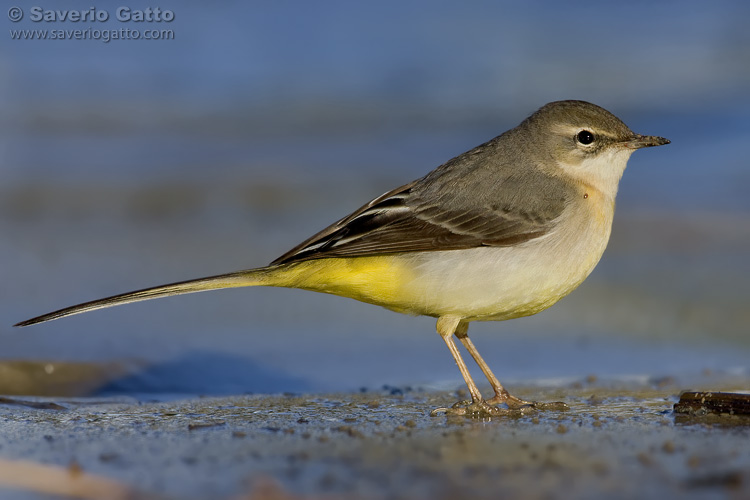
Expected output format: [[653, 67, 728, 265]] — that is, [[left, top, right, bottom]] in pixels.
[[2, 1, 749, 396]]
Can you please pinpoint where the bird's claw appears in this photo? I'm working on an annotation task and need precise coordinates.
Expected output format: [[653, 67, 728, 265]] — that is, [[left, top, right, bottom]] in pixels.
[[430, 396, 569, 418]]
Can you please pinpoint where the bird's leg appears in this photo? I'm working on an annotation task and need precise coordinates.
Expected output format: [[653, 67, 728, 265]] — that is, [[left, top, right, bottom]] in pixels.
[[436, 316, 484, 404], [454, 329, 532, 408], [433, 317, 553, 417]]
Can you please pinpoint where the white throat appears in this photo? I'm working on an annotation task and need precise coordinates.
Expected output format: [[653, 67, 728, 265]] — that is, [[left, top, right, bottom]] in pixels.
[[562, 147, 633, 200]]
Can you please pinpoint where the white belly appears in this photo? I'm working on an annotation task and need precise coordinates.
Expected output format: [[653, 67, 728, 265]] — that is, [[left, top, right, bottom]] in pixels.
[[396, 202, 614, 321]]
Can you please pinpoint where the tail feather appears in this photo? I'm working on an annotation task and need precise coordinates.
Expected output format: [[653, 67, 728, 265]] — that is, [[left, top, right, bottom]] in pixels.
[[14, 267, 271, 327]]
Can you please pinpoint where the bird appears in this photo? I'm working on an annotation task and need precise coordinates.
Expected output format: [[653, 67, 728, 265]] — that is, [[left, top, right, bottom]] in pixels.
[[15, 100, 670, 416]]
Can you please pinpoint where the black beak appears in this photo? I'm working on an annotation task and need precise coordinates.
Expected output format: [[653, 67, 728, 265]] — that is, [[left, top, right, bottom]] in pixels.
[[624, 134, 671, 149]]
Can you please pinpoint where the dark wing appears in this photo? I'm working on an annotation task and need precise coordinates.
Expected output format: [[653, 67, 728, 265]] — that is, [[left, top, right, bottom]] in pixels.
[[272, 142, 571, 266], [271, 181, 418, 264]]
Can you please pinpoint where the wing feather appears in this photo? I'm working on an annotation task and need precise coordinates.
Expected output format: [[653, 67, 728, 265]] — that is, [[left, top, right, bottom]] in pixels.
[[272, 139, 572, 265]]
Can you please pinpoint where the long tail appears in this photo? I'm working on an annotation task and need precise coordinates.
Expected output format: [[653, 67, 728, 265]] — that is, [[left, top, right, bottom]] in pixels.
[[14, 267, 275, 327]]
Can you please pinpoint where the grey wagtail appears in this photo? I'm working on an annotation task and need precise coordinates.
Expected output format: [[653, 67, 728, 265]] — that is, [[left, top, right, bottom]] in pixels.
[[15, 100, 669, 416]]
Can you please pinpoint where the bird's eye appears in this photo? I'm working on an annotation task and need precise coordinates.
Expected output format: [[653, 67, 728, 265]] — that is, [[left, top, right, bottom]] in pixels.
[[576, 130, 595, 145]]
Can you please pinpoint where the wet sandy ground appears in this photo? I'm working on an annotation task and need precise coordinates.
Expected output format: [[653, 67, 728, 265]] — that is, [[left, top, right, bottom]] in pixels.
[[1, 376, 749, 500]]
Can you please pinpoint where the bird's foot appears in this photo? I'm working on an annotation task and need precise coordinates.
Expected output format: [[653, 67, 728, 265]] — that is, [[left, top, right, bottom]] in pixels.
[[430, 398, 536, 418], [430, 395, 569, 418], [487, 389, 569, 412], [486, 391, 534, 409]]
